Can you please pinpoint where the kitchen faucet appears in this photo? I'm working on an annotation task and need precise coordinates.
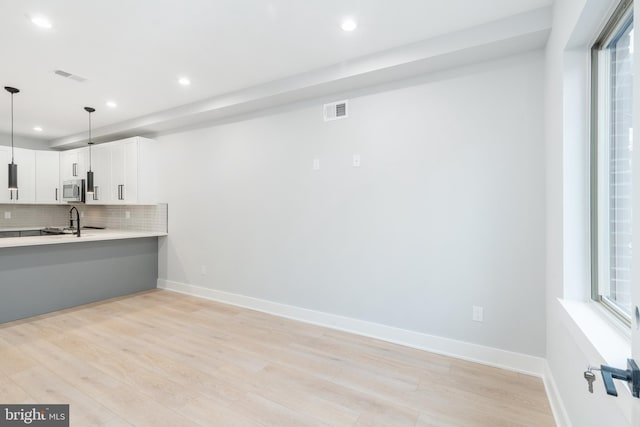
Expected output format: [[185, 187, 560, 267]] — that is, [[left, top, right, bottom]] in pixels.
[[69, 206, 81, 238]]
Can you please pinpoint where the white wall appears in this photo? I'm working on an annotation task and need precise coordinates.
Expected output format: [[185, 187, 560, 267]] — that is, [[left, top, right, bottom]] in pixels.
[[156, 50, 546, 358]]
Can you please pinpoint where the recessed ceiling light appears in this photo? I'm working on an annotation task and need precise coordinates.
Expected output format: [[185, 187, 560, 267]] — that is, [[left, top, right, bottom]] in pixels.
[[178, 77, 191, 86], [33, 126, 43, 132], [106, 100, 117, 108], [31, 15, 53, 29], [341, 18, 357, 32]]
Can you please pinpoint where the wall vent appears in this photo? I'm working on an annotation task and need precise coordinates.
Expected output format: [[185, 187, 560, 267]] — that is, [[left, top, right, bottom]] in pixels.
[[54, 69, 87, 83], [324, 100, 348, 121]]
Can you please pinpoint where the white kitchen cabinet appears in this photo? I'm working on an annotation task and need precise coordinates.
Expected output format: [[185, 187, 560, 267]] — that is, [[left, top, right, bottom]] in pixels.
[[65, 136, 159, 205], [1, 147, 54, 204], [60, 149, 78, 182], [136, 138, 159, 204], [59, 147, 89, 204], [110, 138, 138, 203], [86, 144, 111, 204], [0, 146, 10, 203], [108, 137, 158, 204], [35, 151, 60, 203], [78, 148, 89, 180], [59, 147, 88, 182], [0, 137, 160, 206], [9, 148, 36, 203]]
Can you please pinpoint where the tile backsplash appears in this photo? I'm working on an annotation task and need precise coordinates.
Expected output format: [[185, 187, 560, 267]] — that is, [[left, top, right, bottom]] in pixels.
[[82, 204, 168, 232], [0, 203, 168, 233], [0, 205, 68, 229]]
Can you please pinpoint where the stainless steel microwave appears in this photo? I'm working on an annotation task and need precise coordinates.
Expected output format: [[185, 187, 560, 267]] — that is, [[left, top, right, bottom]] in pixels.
[[62, 179, 85, 203]]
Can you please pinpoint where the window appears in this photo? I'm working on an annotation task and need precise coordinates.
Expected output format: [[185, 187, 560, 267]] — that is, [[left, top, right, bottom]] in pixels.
[[591, 0, 634, 323]]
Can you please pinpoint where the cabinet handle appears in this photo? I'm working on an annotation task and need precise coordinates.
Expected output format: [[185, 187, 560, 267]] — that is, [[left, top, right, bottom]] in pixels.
[[15, 189, 18, 201], [9, 190, 12, 201], [118, 184, 124, 200], [93, 186, 99, 201], [73, 163, 77, 177], [55, 188, 58, 201]]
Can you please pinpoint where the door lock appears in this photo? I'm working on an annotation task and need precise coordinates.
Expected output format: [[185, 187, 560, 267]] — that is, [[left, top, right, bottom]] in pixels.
[[588, 359, 640, 398]]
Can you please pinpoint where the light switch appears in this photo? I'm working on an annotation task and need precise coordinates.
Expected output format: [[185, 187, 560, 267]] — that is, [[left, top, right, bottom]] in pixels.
[[472, 306, 484, 322]]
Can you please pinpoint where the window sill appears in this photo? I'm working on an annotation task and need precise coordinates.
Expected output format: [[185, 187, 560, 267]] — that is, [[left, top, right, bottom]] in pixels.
[[558, 298, 630, 367]]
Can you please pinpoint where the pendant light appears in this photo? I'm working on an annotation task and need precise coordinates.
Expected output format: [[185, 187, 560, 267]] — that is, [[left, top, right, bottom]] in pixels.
[[84, 106, 95, 193], [5, 86, 19, 190]]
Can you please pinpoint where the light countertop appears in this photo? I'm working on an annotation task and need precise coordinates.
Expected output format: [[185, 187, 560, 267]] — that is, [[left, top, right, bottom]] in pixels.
[[0, 229, 167, 248]]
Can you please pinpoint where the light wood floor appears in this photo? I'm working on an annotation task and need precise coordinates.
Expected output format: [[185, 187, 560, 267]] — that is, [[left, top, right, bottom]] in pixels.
[[0, 290, 555, 427]]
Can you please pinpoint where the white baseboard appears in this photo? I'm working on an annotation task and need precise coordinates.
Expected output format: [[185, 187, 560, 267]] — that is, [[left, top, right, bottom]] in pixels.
[[158, 279, 546, 378], [543, 362, 571, 427]]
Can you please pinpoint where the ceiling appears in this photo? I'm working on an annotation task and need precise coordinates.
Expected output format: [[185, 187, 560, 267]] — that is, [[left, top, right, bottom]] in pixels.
[[0, 0, 552, 146]]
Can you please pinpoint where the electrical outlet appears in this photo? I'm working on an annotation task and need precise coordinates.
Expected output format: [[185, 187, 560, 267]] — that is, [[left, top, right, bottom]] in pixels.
[[353, 154, 361, 167], [125, 211, 131, 219], [313, 158, 320, 171], [3, 211, 10, 219], [472, 306, 484, 322]]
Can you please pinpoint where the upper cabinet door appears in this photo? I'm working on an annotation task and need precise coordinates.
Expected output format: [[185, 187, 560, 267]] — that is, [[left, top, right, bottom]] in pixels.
[[12, 148, 36, 203], [76, 147, 89, 180], [137, 137, 159, 204], [86, 144, 111, 204], [59, 147, 89, 198], [35, 151, 60, 203], [0, 147, 32, 203], [110, 138, 138, 204], [0, 146, 10, 203], [60, 149, 79, 182]]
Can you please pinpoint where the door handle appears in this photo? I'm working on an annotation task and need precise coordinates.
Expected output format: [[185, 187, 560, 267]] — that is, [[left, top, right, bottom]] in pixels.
[[599, 359, 640, 398]]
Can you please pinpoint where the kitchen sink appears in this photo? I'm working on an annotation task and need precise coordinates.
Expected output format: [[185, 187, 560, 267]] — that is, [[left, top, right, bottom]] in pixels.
[[0, 227, 103, 239], [0, 229, 61, 238], [40, 232, 96, 239], [41, 227, 75, 235]]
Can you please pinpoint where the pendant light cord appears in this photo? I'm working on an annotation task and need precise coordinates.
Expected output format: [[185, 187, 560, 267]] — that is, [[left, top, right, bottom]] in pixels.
[[88, 110, 92, 171], [10, 92, 14, 163]]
